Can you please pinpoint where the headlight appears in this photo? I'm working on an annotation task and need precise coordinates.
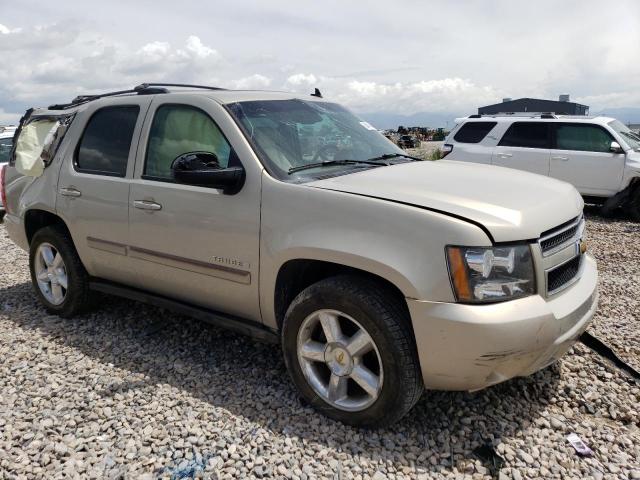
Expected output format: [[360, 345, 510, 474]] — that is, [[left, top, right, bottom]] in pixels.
[[446, 244, 535, 303]]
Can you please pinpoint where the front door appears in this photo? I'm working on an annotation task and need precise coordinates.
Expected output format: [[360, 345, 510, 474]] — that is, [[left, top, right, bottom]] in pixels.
[[549, 123, 625, 196], [128, 95, 262, 322], [492, 121, 551, 176], [56, 97, 151, 284]]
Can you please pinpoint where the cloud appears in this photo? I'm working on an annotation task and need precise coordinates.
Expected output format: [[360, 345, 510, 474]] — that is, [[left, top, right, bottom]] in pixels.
[[184, 36, 219, 59], [285, 73, 318, 87], [232, 74, 271, 89], [1, 0, 639, 126], [0, 23, 21, 35], [322, 78, 500, 115], [0, 28, 227, 111], [0, 109, 20, 125]]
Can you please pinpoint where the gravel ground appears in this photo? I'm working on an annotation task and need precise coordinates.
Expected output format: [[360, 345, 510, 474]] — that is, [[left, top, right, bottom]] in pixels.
[[0, 211, 638, 480]]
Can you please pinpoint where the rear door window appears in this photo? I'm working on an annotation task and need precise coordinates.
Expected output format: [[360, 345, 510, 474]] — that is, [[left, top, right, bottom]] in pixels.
[[76, 106, 139, 176], [498, 122, 550, 149], [554, 123, 614, 153], [453, 122, 497, 143]]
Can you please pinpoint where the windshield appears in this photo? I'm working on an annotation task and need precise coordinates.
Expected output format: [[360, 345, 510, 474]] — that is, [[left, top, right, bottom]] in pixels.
[[227, 99, 405, 180], [608, 119, 640, 151]]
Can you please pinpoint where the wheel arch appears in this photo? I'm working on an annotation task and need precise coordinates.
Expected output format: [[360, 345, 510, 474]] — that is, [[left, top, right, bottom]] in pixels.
[[272, 258, 412, 332], [24, 209, 71, 245]]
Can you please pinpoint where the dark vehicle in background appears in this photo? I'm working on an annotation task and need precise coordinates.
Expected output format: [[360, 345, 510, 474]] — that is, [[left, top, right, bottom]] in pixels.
[[397, 134, 419, 149]]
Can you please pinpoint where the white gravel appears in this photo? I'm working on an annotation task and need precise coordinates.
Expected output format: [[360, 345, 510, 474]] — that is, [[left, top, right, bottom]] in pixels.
[[0, 211, 638, 479]]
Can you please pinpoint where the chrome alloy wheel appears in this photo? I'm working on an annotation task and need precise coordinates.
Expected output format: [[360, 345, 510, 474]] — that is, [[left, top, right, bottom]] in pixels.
[[296, 309, 384, 411], [34, 242, 68, 305]]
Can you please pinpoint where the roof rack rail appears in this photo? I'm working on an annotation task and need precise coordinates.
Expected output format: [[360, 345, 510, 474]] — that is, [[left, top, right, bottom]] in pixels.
[[48, 84, 171, 110], [47, 82, 227, 110], [134, 82, 227, 92], [471, 113, 559, 119]]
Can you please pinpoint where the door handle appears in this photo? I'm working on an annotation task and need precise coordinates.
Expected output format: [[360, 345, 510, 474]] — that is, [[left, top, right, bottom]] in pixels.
[[59, 187, 82, 197], [134, 200, 162, 211], [552, 156, 569, 161], [496, 152, 512, 158]]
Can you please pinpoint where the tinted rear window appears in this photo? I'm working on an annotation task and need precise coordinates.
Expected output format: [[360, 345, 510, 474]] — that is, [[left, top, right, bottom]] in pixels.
[[499, 122, 550, 149], [453, 122, 497, 143], [76, 106, 139, 176]]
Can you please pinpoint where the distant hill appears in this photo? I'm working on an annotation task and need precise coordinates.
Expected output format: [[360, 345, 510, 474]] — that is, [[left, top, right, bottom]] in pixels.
[[357, 111, 464, 130]]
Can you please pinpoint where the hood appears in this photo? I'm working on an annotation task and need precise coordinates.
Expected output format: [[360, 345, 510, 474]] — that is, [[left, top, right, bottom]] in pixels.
[[308, 160, 583, 242]]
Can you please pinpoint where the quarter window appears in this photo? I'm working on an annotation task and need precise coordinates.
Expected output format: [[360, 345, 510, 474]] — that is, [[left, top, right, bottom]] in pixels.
[[145, 104, 232, 180], [554, 124, 613, 153], [76, 106, 139, 176], [498, 122, 550, 149], [453, 122, 497, 143]]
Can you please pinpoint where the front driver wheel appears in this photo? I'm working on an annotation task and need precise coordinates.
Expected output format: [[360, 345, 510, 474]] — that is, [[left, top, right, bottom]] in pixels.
[[282, 275, 423, 428]]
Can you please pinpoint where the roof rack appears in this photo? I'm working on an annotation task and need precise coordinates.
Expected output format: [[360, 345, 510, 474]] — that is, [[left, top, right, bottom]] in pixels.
[[470, 113, 558, 119], [135, 82, 227, 92], [48, 82, 227, 110]]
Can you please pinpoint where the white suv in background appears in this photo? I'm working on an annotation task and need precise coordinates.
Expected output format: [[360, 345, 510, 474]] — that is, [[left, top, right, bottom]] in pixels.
[[0, 126, 17, 218], [443, 115, 640, 219]]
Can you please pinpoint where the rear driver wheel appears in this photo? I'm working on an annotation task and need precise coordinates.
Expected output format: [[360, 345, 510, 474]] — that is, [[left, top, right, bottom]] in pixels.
[[29, 225, 94, 317]]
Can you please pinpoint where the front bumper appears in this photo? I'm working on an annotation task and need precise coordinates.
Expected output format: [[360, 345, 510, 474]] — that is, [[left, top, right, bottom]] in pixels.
[[407, 254, 598, 391]]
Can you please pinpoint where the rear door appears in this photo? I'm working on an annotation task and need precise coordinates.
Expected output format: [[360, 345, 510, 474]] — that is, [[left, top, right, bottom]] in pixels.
[[492, 121, 551, 176], [56, 97, 151, 284], [549, 122, 625, 196], [127, 94, 262, 322]]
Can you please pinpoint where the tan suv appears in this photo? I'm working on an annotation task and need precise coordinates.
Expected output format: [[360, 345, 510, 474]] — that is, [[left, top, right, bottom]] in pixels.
[[1, 83, 598, 427]]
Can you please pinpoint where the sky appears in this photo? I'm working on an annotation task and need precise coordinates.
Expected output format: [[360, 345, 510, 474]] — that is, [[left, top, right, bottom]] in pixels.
[[1, 0, 639, 128]]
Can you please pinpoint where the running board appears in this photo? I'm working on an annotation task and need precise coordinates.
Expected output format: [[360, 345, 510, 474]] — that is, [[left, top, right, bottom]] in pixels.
[[89, 279, 279, 344]]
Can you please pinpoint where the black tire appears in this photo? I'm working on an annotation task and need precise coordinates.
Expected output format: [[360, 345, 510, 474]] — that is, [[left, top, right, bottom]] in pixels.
[[627, 187, 640, 222], [29, 225, 94, 317], [282, 274, 424, 428]]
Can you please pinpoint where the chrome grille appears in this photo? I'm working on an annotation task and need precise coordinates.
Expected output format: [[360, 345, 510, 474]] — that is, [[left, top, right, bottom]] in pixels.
[[539, 216, 584, 256], [546, 255, 582, 294]]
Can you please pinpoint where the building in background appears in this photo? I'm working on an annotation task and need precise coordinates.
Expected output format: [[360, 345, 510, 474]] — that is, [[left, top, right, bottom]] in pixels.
[[478, 95, 589, 115]]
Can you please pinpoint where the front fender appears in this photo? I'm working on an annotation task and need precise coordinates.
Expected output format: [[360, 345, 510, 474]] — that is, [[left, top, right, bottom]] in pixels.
[[258, 174, 490, 329]]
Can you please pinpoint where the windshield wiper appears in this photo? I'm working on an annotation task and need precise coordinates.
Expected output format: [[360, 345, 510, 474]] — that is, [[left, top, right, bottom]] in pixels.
[[621, 131, 640, 142], [288, 159, 384, 174], [366, 152, 422, 162]]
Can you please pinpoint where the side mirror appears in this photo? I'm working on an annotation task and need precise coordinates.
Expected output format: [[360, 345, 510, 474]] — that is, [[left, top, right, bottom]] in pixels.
[[171, 152, 245, 194], [610, 141, 624, 154]]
